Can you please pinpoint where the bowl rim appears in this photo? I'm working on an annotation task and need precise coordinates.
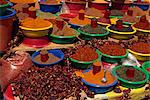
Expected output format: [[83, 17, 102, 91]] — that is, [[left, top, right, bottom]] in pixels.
[[0, 2, 9, 7], [128, 49, 150, 56], [19, 23, 53, 31], [132, 25, 150, 32], [97, 49, 128, 59], [50, 30, 80, 38], [0, 8, 16, 19], [106, 25, 136, 34], [81, 69, 118, 87], [31, 49, 64, 66], [97, 21, 111, 26], [142, 61, 150, 74], [39, 2, 62, 5], [10, 0, 37, 4], [112, 65, 149, 84], [78, 26, 109, 36]]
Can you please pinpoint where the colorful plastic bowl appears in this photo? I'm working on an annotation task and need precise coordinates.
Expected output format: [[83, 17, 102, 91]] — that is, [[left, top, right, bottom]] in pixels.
[[128, 49, 150, 61], [82, 69, 118, 94], [65, 1, 86, 13], [106, 25, 136, 40], [112, 65, 149, 89], [69, 50, 99, 69], [142, 61, 150, 80], [22, 37, 50, 48], [31, 49, 64, 67], [0, 2, 10, 16], [19, 23, 53, 38], [60, 13, 77, 21], [77, 27, 109, 40], [40, 3, 62, 14], [133, 3, 149, 11], [49, 31, 80, 44], [97, 49, 128, 63]]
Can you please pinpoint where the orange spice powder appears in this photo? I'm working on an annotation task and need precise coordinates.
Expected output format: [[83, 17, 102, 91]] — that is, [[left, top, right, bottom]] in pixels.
[[83, 69, 116, 86]]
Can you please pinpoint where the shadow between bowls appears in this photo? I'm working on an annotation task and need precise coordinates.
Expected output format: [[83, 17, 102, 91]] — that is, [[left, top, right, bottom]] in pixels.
[[31, 49, 64, 67], [82, 69, 118, 94], [112, 65, 149, 89]]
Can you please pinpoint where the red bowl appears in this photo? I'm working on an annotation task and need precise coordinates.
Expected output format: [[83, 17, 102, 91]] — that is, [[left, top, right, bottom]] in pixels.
[[22, 37, 50, 48], [66, 2, 86, 13], [60, 13, 77, 21], [89, 3, 109, 10]]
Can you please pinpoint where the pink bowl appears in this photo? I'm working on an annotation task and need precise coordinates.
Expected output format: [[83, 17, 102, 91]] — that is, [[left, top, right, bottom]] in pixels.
[[22, 37, 50, 48]]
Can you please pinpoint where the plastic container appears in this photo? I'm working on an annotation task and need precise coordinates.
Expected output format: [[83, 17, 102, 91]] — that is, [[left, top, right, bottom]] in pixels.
[[60, 13, 77, 21], [69, 23, 82, 29], [40, 3, 62, 14], [82, 69, 118, 94], [97, 50, 128, 63], [128, 49, 150, 61], [142, 61, 150, 80], [89, 2, 109, 10], [106, 25, 136, 40], [77, 27, 109, 40], [19, 23, 53, 38], [69, 50, 99, 69], [65, 1, 86, 14], [31, 49, 64, 67], [49, 31, 80, 44], [0, 2, 10, 16], [0, 8, 16, 52], [112, 65, 149, 89], [22, 37, 50, 48], [133, 3, 149, 11]]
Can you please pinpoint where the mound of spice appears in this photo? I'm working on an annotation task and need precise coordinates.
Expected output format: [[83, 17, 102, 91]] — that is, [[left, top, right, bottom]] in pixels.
[[40, 0, 60, 5], [129, 42, 150, 54], [79, 18, 107, 34], [98, 42, 126, 56], [133, 15, 150, 30], [66, 0, 86, 3], [69, 10, 91, 26], [11, 65, 94, 99], [70, 46, 98, 61], [98, 11, 111, 24], [128, 6, 147, 17], [85, 8, 104, 18], [34, 50, 61, 64], [21, 18, 52, 29], [122, 10, 139, 23], [10, 0, 36, 3], [116, 66, 146, 82], [109, 20, 134, 32], [110, 10, 124, 16], [52, 19, 78, 36], [83, 69, 116, 86], [0, 0, 7, 5]]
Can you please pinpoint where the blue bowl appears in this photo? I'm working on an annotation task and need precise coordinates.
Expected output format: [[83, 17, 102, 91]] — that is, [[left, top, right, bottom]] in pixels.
[[39, 3, 62, 14], [0, 8, 16, 20], [31, 49, 64, 67], [69, 23, 82, 29], [82, 69, 118, 94], [133, 3, 149, 11]]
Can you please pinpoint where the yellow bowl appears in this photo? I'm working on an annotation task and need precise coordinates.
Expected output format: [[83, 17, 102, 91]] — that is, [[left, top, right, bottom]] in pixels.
[[106, 25, 136, 40], [128, 49, 150, 61], [97, 21, 110, 26], [20, 24, 53, 38], [85, 15, 100, 19]]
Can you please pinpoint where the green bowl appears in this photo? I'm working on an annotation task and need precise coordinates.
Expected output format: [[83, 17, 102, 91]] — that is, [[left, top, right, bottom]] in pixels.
[[49, 31, 80, 44], [0, 2, 10, 16], [110, 15, 123, 19], [112, 65, 149, 89], [77, 28, 109, 40], [142, 61, 150, 80], [97, 50, 128, 63], [69, 50, 99, 69]]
